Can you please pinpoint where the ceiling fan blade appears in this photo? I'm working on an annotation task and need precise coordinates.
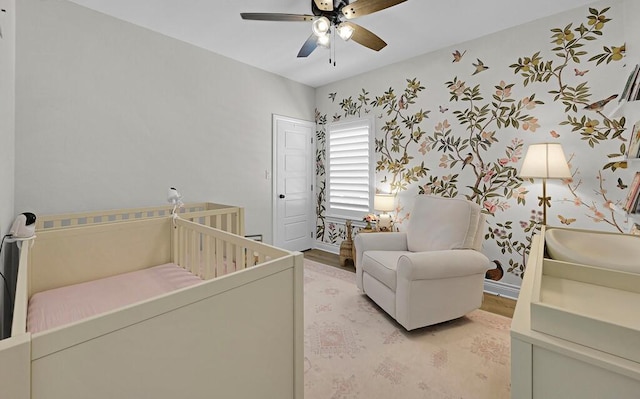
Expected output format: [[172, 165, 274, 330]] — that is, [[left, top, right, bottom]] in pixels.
[[341, 0, 407, 19], [297, 34, 319, 57], [240, 13, 314, 22], [313, 0, 333, 12], [342, 22, 386, 51]]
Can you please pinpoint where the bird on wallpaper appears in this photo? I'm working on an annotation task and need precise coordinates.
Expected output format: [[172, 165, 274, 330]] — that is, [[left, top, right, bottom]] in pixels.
[[485, 260, 504, 281], [583, 94, 618, 111], [574, 68, 589, 76], [550, 130, 560, 138], [472, 59, 489, 75], [439, 105, 449, 113], [558, 215, 577, 225], [617, 178, 628, 189], [398, 94, 408, 109], [452, 49, 466, 63], [461, 153, 474, 169]]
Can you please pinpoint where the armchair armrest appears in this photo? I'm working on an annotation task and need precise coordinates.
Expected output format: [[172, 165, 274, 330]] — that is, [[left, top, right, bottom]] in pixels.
[[355, 232, 407, 267], [355, 232, 408, 253], [354, 232, 407, 290], [397, 250, 490, 281]]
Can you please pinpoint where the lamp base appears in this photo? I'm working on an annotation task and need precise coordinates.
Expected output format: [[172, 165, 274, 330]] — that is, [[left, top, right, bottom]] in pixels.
[[377, 213, 392, 231]]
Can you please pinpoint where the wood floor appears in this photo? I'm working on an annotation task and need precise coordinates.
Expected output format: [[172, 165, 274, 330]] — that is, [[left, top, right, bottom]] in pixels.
[[304, 249, 516, 318]]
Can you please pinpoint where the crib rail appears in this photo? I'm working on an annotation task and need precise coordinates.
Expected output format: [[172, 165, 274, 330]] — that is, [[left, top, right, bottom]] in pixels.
[[35, 202, 242, 233], [172, 218, 288, 279]]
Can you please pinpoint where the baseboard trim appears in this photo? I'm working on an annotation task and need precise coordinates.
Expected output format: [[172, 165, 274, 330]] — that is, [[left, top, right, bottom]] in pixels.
[[484, 280, 520, 300], [314, 241, 521, 300], [314, 241, 339, 255]]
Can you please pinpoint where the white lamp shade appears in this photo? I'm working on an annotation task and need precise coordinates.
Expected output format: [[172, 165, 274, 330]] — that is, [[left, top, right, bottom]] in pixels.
[[519, 143, 571, 179], [374, 194, 395, 212]]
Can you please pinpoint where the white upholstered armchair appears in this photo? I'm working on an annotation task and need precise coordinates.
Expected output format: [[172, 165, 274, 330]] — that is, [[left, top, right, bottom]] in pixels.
[[354, 195, 490, 331]]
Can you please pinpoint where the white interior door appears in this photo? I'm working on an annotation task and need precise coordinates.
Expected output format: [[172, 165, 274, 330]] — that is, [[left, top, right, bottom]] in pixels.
[[273, 115, 314, 252]]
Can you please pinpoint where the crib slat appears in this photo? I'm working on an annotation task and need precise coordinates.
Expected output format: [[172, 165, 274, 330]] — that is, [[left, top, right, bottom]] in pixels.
[[225, 214, 232, 236], [216, 237, 224, 277], [203, 234, 212, 280], [190, 229, 198, 277]]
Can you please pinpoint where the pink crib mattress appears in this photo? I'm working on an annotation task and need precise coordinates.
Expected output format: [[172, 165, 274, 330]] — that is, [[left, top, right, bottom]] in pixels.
[[27, 263, 202, 333]]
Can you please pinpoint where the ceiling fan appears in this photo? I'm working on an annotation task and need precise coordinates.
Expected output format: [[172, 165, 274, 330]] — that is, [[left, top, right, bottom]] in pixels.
[[241, 0, 407, 58]]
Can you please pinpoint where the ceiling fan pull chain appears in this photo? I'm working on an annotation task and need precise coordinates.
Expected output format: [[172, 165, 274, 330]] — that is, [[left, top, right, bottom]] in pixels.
[[332, 29, 336, 67]]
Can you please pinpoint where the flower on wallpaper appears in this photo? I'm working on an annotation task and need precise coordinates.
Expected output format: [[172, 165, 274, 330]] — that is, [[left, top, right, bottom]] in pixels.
[[439, 154, 449, 168], [434, 120, 450, 133], [508, 187, 528, 204], [419, 140, 429, 155], [583, 119, 599, 133], [447, 78, 466, 99], [522, 96, 537, 110], [482, 168, 495, 182], [495, 81, 511, 98], [561, 177, 574, 186], [483, 200, 498, 215], [590, 206, 605, 222], [491, 228, 508, 240], [550, 130, 560, 138], [522, 117, 540, 132], [552, 27, 576, 45]]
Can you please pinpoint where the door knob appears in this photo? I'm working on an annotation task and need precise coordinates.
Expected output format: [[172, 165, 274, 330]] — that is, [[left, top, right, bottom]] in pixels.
[[279, 194, 286, 199]]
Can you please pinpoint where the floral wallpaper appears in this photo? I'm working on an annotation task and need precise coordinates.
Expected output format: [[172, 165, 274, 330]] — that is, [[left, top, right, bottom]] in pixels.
[[315, 3, 634, 288]]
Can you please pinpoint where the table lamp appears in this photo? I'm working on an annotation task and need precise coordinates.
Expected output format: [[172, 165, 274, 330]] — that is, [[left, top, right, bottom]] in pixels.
[[519, 143, 571, 225], [374, 193, 395, 231]]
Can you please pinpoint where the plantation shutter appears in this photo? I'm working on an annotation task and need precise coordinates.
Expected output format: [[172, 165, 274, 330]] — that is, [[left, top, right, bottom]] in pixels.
[[327, 119, 373, 220]]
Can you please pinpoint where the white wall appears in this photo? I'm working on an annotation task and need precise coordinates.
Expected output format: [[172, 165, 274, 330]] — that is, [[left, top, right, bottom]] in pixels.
[[15, 0, 315, 243], [0, 0, 14, 236], [0, 0, 15, 337]]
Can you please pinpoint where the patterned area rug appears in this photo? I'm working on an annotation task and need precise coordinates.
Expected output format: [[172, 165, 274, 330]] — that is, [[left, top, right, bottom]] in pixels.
[[304, 259, 511, 399]]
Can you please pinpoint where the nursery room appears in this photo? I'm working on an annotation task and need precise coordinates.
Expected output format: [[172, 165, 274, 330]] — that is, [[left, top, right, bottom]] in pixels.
[[1, 0, 640, 398]]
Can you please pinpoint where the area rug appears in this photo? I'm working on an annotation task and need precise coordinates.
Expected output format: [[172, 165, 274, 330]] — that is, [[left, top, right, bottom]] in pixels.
[[303, 259, 511, 399]]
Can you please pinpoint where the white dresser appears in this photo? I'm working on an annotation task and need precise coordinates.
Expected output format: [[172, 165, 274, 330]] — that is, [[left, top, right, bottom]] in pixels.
[[510, 227, 640, 399]]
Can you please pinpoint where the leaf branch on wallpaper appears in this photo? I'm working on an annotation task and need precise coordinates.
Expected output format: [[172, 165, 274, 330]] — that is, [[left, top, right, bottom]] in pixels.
[[373, 79, 430, 192], [486, 213, 542, 279], [315, 110, 328, 240], [510, 7, 625, 156], [559, 154, 624, 232], [420, 78, 534, 215], [336, 89, 371, 120]]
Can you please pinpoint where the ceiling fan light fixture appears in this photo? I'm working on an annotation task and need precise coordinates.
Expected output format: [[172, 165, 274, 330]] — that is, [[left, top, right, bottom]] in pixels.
[[312, 16, 331, 36], [337, 22, 354, 41], [317, 33, 331, 48]]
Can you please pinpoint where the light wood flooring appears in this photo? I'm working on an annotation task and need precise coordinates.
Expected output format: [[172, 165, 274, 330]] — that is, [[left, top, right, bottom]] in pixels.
[[304, 249, 516, 318]]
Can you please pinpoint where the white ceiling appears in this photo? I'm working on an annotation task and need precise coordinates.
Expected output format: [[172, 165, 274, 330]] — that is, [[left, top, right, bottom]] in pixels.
[[68, 0, 596, 88]]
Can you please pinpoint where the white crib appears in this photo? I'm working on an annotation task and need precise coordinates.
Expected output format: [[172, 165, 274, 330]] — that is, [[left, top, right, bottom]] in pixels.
[[0, 204, 303, 399]]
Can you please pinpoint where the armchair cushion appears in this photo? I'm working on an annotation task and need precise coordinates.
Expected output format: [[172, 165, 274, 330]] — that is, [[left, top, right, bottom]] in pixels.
[[406, 195, 482, 252]]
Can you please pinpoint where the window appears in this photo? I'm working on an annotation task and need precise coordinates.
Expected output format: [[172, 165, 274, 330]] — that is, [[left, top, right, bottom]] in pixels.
[[326, 118, 374, 220]]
